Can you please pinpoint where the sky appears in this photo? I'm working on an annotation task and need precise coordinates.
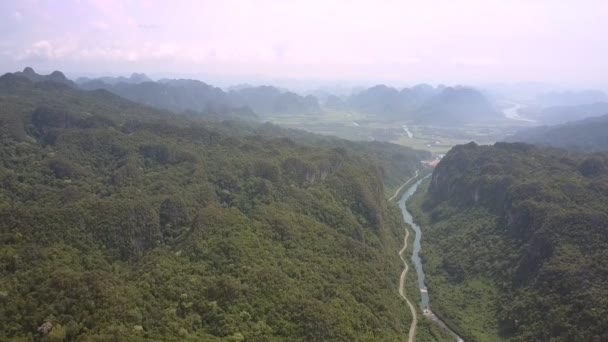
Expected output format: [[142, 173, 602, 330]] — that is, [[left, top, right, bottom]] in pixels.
[[1, 0, 608, 88]]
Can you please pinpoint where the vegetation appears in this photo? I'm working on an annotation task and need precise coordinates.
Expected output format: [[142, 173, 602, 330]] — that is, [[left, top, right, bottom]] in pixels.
[[411, 141, 608, 341], [0, 73, 427, 340]]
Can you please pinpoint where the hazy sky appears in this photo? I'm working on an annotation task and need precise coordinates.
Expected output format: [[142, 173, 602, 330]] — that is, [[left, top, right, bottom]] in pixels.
[[1, 0, 607, 87]]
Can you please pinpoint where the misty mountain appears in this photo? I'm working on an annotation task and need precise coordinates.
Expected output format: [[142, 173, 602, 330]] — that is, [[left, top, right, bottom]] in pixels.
[[9, 68, 256, 122], [75, 72, 152, 85], [415, 86, 500, 124], [346, 85, 414, 117], [13, 67, 75, 87], [79, 77, 321, 117], [505, 114, 608, 152], [535, 90, 608, 107], [344, 84, 499, 124], [227, 86, 322, 115], [518, 102, 608, 125]]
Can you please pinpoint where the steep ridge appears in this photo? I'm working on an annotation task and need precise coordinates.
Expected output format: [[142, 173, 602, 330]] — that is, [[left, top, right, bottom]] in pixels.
[[412, 141, 608, 341]]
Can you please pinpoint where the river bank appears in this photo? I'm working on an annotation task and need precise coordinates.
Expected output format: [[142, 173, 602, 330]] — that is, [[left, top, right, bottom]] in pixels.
[[397, 177, 464, 342]]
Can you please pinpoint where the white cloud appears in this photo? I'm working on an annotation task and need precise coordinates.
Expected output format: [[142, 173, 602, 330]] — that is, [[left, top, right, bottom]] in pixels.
[[18, 40, 55, 61], [451, 57, 501, 67], [90, 21, 110, 31], [13, 11, 22, 21]]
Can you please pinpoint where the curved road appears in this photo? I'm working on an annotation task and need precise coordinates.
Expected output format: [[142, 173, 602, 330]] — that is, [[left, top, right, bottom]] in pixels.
[[389, 170, 419, 201], [392, 170, 421, 342], [399, 225, 418, 342]]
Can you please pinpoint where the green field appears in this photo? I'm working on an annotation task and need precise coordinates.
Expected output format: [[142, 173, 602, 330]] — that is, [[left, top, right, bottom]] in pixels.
[[268, 110, 526, 155]]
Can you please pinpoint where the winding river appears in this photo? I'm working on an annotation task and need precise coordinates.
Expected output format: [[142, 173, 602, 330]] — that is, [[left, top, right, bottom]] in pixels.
[[398, 176, 464, 342]]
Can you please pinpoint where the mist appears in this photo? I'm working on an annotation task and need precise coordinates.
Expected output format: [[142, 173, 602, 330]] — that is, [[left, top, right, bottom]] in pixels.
[[1, 0, 607, 90]]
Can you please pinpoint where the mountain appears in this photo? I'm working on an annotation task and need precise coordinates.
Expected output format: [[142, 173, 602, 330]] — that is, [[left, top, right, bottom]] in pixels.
[[13, 67, 75, 87], [0, 72, 426, 340], [346, 84, 412, 117], [76, 72, 153, 85], [409, 142, 608, 341], [414, 86, 499, 124], [227, 86, 322, 115], [535, 90, 608, 107], [517, 102, 608, 125], [80, 78, 321, 117], [345, 84, 499, 124], [505, 113, 608, 152]]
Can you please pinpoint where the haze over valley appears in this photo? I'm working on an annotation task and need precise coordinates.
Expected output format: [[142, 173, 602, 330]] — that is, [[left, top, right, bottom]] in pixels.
[[1, 1, 608, 341]]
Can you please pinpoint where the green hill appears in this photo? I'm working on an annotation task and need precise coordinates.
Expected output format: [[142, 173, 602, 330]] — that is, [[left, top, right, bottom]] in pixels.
[[410, 142, 608, 341], [0, 73, 426, 340]]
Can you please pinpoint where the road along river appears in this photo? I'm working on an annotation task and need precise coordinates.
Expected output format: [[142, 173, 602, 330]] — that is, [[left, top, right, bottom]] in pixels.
[[397, 176, 464, 342]]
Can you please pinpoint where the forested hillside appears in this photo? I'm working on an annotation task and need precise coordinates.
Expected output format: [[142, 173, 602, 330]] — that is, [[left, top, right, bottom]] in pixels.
[[0, 73, 425, 340], [410, 142, 608, 341]]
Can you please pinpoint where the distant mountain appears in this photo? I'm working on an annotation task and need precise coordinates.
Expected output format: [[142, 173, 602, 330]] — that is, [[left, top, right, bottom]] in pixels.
[[535, 90, 608, 107], [13, 67, 75, 87], [415, 86, 500, 124], [345, 84, 499, 124], [4, 69, 256, 122], [505, 114, 608, 152], [80, 78, 321, 117], [227, 86, 322, 115], [76, 72, 152, 85], [80, 78, 228, 111], [518, 102, 608, 125], [346, 85, 414, 117]]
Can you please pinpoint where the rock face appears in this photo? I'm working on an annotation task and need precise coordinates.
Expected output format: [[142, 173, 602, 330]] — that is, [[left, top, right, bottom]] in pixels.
[[37, 321, 53, 335]]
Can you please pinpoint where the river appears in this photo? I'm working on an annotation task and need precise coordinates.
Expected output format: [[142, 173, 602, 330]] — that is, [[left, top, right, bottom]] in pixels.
[[502, 102, 535, 122], [398, 176, 464, 342]]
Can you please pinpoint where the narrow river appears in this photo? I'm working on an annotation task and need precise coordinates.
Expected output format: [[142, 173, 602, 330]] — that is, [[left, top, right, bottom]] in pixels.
[[398, 176, 464, 342]]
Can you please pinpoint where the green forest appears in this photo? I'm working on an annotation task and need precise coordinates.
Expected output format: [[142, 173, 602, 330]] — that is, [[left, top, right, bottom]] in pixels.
[[410, 142, 608, 341], [0, 73, 428, 341]]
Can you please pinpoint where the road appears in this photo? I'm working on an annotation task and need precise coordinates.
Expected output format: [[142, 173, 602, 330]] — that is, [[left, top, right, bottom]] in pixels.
[[393, 171, 421, 342], [399, 225, 418, 342], [389, 170, 419, 202]]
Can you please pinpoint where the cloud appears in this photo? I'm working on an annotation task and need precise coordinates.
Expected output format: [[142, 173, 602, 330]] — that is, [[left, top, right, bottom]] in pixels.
[[19, 40, 55, 62], [13, 11, 22, 21], [90, 21, 110, 31], [451, 57, 501, 67], [138, 24, 160, 30], [272, 41, 290, 60]]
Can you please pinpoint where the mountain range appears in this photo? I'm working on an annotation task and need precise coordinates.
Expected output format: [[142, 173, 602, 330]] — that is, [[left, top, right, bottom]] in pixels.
[[338, 84, 501, 124], [12, 68, 502, 126]]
